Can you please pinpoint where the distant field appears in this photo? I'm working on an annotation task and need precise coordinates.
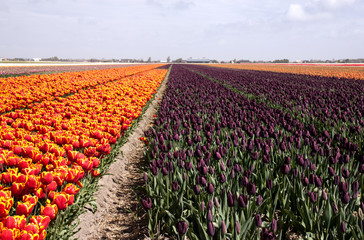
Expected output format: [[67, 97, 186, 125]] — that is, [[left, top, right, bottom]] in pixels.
[[210, 63, 364, 80], [0, 62, 141, 78]]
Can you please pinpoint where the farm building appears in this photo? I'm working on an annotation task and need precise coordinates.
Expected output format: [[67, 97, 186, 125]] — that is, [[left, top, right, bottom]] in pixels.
[[186, 58, 211, 63]]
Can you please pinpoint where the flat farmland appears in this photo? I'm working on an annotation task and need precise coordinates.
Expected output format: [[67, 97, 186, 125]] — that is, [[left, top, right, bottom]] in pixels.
[[0, 63, 363, 240]]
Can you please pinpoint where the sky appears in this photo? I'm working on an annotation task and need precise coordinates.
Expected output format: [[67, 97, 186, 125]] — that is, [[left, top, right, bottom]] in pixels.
[[0, 0, 363, 61]]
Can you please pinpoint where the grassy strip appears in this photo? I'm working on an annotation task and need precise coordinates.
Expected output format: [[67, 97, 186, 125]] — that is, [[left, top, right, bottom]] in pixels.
[[42, 65, 172, 240]]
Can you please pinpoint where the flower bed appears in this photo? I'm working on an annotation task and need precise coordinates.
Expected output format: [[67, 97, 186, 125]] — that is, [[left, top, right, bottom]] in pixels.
[[141, 64, 363, 239], [0, 66, 168, 240]]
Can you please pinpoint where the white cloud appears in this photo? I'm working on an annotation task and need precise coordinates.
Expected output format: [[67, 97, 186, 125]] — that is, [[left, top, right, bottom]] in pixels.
[[322, 0, 356, 9], [286, 4, 308, 21], [285, 0, 355, 22]]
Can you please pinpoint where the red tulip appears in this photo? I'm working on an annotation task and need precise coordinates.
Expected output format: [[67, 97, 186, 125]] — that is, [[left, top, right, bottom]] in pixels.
[[16, 201, 36, 217], [0, 196, 14, 218], [91, 170, 100, 177], [4, 215, 27, 230], [52, 193, 68, 210], [29, 215, 51, 231], [40, 172, 53, 185], [63, 183, 80, 195], [41, 203, 58, 220], [0, 228, 18, 240], [11, 182, 26, 198]]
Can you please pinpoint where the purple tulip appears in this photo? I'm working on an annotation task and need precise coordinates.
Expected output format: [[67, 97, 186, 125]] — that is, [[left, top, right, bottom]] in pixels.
[[227, 191, 235, 207], [199, 166, 208, 175], [220, 160, 226, 171], [314, 176, 323, 187], [261, 228, 277, 240], [341, 192, 350, 204], [194, 185, 200, 195], [214, 197, 220, 208], [334, 176, 340, 185], [230, 169, 235, 179], [200, 177, 207, 186], [352, 181, 359, 192], [322, 189, 328, 200], [280, 164, 291, 175], [162, 167, 169, 175], [208, 200, 213, 210], [271, 218, 277, 233], [142, 197, 152, 210], [215, 152, 221, 160], [340, 221, 346, 233], [185, 161, 192, 170], [235, 221, 241, 234], [328, 166, 335, 176], [256, 195, 263, 206], [342, 167, 350, 179], [263, 155, 271, 164], [359, 164, 364, 173], [221, 221, 227, 235], [296, 155, 305, 166], [339, 181, 349, 193], [266, 179, 273, 189], [171, 181, 179, 191], [173, 133, 179, 141], [255, 214, 262, 227], [207, 209, 213, 221], [247, 182, 256, 195], [333, 202, 338, 213], [207, 183, 214, 194], [143, 172, 148, 182], [201, 201, 205, 212], [209, 166, 214, 174], [176, 221, 188, 235], [150, 166, 158, 176], [240, 176, 249, 187], [238, 194, 247, 208], [301, 176, 309, 186], [219, 173, 226, 183], [309, 192, 317, 203], [207, 221, 215, 236]]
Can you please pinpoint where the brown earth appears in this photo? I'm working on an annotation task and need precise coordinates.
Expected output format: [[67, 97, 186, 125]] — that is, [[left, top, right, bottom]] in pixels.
[[74, 67, 171, 240]]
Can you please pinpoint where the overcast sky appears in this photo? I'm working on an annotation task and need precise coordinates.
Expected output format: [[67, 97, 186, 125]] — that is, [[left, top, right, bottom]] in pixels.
[[1, 0, 363, 61]]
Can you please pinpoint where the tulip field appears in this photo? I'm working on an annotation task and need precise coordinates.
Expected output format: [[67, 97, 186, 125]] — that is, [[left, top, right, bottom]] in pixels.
[[0, 62, 363, 240], [141, 64, 363, 239], [213, 63, 364, 80], [0, 64, 168, 240], [0, 64, 137, 78]]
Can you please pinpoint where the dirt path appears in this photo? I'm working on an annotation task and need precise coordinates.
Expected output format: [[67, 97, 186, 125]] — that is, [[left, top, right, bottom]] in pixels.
[[74, 67, 170, 240]]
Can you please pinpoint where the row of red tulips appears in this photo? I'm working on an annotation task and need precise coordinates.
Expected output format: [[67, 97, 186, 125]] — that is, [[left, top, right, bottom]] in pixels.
[[0, 64, 160, 114], [0, 66, 168, 240]]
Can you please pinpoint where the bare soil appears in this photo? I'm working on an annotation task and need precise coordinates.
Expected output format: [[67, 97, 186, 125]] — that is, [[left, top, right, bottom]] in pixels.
[[74, 68, 170, 240]]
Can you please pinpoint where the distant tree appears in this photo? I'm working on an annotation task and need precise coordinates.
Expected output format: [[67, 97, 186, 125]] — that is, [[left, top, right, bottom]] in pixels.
[[273, 59, 289, 63], [173, 58, 183, 63], [147, 57, 151, 63], [167, 56, 171, 63], [41, 56, 59, 61], [211, 59, 219, 63], [237, 59, 250, 63]]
